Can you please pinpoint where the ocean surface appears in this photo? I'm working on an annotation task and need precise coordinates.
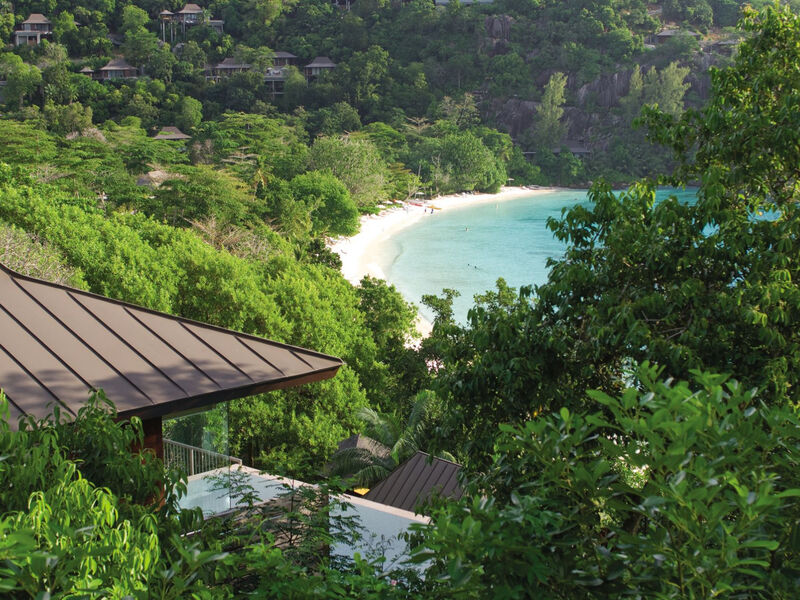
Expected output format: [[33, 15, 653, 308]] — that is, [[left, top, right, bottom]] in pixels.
[[373, 187, 697, 323]]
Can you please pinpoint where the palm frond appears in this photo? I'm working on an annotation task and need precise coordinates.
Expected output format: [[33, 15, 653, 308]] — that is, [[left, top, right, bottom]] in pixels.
[[327, 447, 380, 477], [407, 389, 438, 429], [392, 431, 421, 464], [353, 464, 393, 489], [435, 450, 458, 463], [356, 405, 402, 447]]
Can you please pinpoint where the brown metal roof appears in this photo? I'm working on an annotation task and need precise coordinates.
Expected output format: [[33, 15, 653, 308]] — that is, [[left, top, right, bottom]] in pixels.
[[365, 451, 463, 514], [0, 263, 342, 426]]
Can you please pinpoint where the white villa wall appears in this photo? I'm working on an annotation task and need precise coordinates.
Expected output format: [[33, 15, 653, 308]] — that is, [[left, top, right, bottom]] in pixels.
[[180, 466, 428, 568]]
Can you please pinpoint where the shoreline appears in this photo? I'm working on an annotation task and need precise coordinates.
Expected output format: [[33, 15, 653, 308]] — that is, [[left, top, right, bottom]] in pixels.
[[329, 186, 564, 338]]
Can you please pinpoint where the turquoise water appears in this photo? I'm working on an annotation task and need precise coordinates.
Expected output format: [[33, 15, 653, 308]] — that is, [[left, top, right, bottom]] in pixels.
[[373, 188, 697, 323]]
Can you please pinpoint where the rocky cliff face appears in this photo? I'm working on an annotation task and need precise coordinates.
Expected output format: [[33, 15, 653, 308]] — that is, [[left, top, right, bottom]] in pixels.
[[482, 15, 514, 55], [485, 98, 539, 140], [484, 50, 718, 151], [485, 15, 513, 41], [575, 71, 633, 108]]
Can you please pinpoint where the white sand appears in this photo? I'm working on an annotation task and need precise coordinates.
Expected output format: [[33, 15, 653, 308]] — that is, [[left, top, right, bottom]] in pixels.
[[329, 186, 562, 338]]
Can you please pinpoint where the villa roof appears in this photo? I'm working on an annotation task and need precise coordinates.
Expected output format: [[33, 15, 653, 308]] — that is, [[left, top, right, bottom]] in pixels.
[[305, 56, 336, 68], [216, 57, 250, 69], [656, 28, 700, 38], [337, 434, 391, 460], [23, 14, 51, 24], [99, 57, 136, 71], [178, 3, 204, 13], [365, 451, 463, 514], [153, 126, 191, 140], [274, 51, 297, 59], [160, 9, 174, 15], [0, 263, 342, 427], [79, 66, 94, 73]]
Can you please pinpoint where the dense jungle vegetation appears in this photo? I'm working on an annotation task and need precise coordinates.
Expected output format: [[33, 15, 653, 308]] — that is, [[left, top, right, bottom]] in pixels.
[[2, 1, 800, 597], [1, 0, 792, 187]]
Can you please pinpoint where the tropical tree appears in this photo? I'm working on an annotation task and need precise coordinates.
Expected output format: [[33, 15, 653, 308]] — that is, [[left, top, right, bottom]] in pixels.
[[535, 71, 568, 149], [288, 170, 360, 236], [42, 101, 93, 135], [173, 96, 203, 132], [0, 392, 221, 597], [0, 1, 13, 42], [413, 367, 800, 598], [308, 135, 389, 208], [641, 61, 691, 117], [0, 54, 42, 110], [645, 3, 800, 208]]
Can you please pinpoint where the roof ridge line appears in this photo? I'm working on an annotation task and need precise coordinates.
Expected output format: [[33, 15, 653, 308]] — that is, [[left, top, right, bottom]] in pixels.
[[124, 306, 222, 389], [70, 291, 189, 399], [12, 276, 154, 403], [178, 320, 256, 381], [0, 341, 74, 416], [0, 262, 342, 366]]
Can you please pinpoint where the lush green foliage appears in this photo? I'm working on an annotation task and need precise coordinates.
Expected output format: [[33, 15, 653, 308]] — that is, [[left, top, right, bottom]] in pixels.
[[0, 0, 728, 186], [0, 156, 424, 476], [647, 3, 800, 207], [1, 3, 800, 597], [0, 393, 222, 598], [288, 170, 359, 236], [423, 4, 800, 464], [6, 369, 797, 598], [413, 367, 800, 598]]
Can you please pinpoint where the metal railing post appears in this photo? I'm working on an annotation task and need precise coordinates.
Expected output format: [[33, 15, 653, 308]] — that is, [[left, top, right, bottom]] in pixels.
[[163, 438, 242, 477]]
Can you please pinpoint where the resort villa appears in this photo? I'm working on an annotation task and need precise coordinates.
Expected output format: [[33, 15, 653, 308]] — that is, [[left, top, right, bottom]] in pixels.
[[159, 4, 225, 41], [0, 262, 435, 563], [304, 56, 337, 80], [12, 14, 52, 46], [96, 57, 139, 80]]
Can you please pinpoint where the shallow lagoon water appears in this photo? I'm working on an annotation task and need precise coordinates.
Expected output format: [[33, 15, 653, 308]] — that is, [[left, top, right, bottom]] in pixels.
[[374, 188, 697, 323]]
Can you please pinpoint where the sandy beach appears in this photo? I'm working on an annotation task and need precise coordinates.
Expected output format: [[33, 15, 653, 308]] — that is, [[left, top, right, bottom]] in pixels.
[[329, 186, 562, 337]]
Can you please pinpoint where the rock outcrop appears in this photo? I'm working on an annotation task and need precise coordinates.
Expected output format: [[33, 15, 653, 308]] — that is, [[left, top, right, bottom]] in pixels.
[[485, 15, 513, 40], [575, 71, 633, 108]]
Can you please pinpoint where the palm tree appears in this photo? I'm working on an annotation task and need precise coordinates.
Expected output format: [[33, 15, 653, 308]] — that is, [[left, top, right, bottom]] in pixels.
[[327, 390, 455, 488]]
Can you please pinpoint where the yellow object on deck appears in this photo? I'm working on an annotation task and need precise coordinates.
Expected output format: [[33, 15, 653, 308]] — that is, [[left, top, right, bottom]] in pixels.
[[353, 487, 370, 496]]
